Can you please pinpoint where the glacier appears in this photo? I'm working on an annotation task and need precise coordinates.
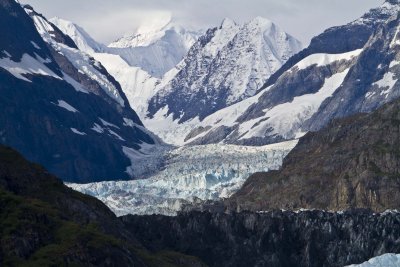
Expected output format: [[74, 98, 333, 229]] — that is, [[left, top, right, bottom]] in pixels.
[[346, 254, 400, 267], [68, 140, 297, 216]]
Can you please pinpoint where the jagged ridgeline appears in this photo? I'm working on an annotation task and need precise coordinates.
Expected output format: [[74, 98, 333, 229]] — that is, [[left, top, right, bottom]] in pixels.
[[0, 0, 160, 183]]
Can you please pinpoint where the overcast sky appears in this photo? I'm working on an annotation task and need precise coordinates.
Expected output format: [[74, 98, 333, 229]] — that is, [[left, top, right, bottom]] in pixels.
[[21, 0, 383, 45]]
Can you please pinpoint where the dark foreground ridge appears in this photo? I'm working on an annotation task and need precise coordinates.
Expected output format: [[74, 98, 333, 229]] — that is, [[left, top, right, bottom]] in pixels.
[[125, 210, 400, 267], [0, 144, 205, 267]]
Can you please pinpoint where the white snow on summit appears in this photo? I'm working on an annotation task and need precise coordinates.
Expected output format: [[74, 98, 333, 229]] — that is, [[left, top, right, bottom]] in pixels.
[[51, 16, 201, 115], [49, 17, 105, 54], [107, 20, 202, 78]]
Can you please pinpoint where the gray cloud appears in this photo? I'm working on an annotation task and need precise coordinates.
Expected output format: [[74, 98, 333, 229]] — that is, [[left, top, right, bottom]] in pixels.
[[21, 0, 382, 45]]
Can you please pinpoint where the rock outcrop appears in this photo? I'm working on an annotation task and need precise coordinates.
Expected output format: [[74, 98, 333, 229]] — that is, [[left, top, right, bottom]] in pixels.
[[229, 98, 400, 212]]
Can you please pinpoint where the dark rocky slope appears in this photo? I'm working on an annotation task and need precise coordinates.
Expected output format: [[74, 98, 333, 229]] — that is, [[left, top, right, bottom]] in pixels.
[[125, 210, 400, 267], [0, 144, 205, 267], [0, 0, 159, 182], [228, 97, 400, 212]]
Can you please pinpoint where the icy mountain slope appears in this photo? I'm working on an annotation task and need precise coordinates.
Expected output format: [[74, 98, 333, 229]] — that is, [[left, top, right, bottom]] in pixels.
[[68, 140, 297, 216], [346, 254, 400, 267], [148, 17, 302, 124], [90, 53, 160, 118], [49, 17, 105, 54]]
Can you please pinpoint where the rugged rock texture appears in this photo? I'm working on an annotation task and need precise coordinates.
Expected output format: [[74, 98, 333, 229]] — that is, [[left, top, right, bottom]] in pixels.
[[124, 210, 400, 267], [0, 144, 205, 267], [228, 97, 400, 212]]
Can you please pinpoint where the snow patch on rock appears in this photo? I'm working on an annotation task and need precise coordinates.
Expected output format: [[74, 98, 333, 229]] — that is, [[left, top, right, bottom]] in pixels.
[[0, 53, 61, 82], [56, 100, 78, 113]]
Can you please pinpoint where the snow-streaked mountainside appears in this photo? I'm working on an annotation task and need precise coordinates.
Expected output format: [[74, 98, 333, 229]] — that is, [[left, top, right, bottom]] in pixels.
[[346, 254, 400, 267], [68, 140, 297, 216], [147, 17, 302, 124], [168, 0, 400, 146], [29, 10, 126, 107], [0, 1, 162, 182]]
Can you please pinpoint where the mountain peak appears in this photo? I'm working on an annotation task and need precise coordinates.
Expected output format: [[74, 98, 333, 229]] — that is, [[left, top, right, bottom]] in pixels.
[[381, 0, 400, 9], [250, 16, 273, 24], [49, 17, 104, 53], [246, 16, 275, 30], [385, 0, 400, 5], [220, 18, 237, 29], [135, 12, 173, 35]]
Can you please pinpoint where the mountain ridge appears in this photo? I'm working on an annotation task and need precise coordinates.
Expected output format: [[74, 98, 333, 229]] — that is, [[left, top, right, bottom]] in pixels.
[[0, 0, 162, 182]]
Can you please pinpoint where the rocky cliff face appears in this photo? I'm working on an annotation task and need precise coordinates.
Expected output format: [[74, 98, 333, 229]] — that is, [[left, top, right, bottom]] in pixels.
[[124, 210, 400, 267], [228, 96, 400, 212]]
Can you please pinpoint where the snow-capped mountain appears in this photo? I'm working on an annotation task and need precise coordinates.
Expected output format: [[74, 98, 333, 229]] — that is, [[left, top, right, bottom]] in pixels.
[[51, 14, 201, 79], [147, 17, 302, 125], [178, 0, 400, 146], [53, 16, 302, 146], [346, 254, 400, 267], [68, 140, 297, 216], [0, 1, 162, 183], [107, 16, 202, 78], [51, 16, 201, 118]]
